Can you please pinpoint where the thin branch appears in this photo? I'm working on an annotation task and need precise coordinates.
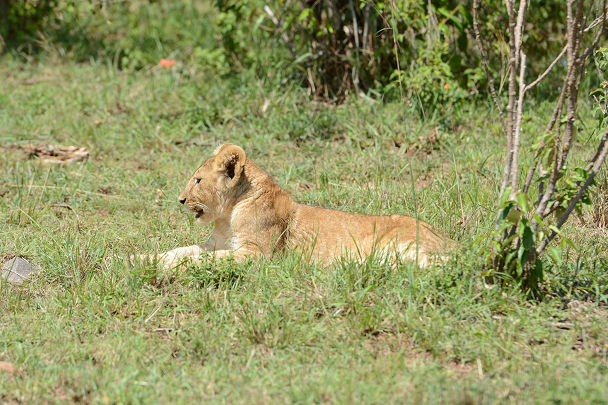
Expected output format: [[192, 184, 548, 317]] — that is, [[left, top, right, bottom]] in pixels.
[[505, 0, 517, 140], [537, 125, 608, 254], [362, 3, 369, 51], [525, 45, 567, 92], [523, 77, 568, 193], [504, 0, 514, 20], [577, 0, 607, 63], [586, 132, 608, 172], [524, 3, 602, 188], [584, 13, 608, 32], [558, 0, 586, 171], [349, 0, 360, 89], [508, 0, 528, 196], [349, 0, 360, 51], [546, 78, 569, 134], [473, 0, 507, 136], [535, 124, 565, 217], [499, 132, 514, 209], [514, 0, 527, 59], [508, 55, 526, 196], [264, 4, 295, 58], [542, 200, 561, 218], [535, 0, 585, 219], [522, 157, 540, 193], [502, 0, 520, 199], [525, 0, 602, 94]]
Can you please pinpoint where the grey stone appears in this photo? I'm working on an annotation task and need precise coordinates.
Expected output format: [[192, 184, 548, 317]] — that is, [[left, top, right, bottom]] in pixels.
[[1, 257, 37, 284]]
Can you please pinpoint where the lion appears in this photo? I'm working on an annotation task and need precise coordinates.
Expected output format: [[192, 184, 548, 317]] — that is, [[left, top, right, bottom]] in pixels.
[[140, 143, 453, 268]]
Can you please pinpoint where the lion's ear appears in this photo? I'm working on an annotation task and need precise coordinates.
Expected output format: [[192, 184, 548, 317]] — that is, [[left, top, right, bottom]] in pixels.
[[215, 144, 246, 184]]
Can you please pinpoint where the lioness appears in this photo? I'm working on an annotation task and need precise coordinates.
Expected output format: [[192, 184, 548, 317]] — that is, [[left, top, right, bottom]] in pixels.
[[143, 143, 452, 268]]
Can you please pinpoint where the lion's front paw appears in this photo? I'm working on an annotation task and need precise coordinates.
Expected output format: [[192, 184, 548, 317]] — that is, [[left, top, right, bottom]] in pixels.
[[131, 253, 198, 270]]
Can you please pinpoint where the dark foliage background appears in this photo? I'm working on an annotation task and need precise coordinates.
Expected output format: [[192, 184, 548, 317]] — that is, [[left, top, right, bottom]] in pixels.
[[1, 0, 582, 108]]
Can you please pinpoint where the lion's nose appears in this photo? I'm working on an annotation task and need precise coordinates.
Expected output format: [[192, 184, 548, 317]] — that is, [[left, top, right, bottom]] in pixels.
[[179, 198, 186, 205]]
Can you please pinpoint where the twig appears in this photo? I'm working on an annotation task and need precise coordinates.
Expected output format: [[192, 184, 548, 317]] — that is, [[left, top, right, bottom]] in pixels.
[[362, 3, 371, 52], [523, 4, 606, 193], [525, 46, 567, 92], [537, 125, 608, 254], [585, 129, 608, 172], [535, 0, 605, 251], [513, 0, 528, 60], [510, 52, 527, 194], [523, 69, 568, 194], [558, 0, 586, 171], [577, 0, 607, 63], [349, 0, 360, 90], [499, 0, 520, 204], [50, 203, 78, 212], [473, 0, 507, 136], [535, 0, 585, 219], [264, 4, 294, 57]]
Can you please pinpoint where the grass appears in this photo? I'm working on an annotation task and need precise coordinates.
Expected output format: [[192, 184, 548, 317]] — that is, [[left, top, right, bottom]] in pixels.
[[1, 42, 608, 404]]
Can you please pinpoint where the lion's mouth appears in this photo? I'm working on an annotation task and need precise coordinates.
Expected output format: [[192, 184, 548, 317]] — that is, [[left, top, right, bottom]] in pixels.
[[189, 203, 207, 220]]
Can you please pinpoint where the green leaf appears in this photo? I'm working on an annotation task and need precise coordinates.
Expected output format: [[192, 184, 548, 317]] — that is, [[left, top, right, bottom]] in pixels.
[[521, 225, 535, 250], [499, 186, 512, 207], [505, 207, 522, 224], [547, 246, 563, 266], [297, 8, 312, 22], [561, 237, 577, 251], [530, 260, 543, 285], [293, 52, 313, 66], [548, 225, 562, 234], [516, 192, 529, 214], [574, 167, 590, 178], [505, 250, 518, 271]]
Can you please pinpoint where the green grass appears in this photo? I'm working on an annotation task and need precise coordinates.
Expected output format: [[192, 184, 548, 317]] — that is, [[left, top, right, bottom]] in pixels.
[[1, 52, 608, 403]]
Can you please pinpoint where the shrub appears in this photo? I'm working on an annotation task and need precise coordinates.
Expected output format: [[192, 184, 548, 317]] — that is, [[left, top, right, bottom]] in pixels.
[[480, 0, 607, 294], [271, 0, 473, 106], [0, 0, 58, 50]]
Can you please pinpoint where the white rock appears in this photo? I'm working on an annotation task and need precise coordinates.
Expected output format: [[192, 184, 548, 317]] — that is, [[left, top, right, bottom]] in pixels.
[[1, 257, 37, 284]]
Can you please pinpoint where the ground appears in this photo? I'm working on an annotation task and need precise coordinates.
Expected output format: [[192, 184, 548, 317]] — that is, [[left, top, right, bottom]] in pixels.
[[1, 56, 608, 403]]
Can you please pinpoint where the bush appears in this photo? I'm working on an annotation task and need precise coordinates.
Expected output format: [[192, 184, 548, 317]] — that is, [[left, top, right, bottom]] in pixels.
[[272, 0, 473, 106], [0, 0, 585, 110], [253, 0, 572, 106], [0, 0, 58, 50]]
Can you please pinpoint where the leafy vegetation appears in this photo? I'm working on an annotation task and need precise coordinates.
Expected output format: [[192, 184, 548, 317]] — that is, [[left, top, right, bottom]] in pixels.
[[1, 0, 607, 403], [2, 1, 575, 104], [474, 0, 608, 293], [0, 0, 57, 48]]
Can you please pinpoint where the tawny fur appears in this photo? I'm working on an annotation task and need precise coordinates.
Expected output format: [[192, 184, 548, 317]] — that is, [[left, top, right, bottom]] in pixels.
[[143, 143, 453, 268]]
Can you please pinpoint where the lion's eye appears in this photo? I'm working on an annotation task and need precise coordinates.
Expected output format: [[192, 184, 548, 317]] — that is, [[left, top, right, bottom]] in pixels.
[[195, 178, 201, 184]]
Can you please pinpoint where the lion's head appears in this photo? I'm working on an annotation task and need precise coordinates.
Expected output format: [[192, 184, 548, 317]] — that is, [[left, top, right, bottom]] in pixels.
[[178, 143, 246, 225]]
